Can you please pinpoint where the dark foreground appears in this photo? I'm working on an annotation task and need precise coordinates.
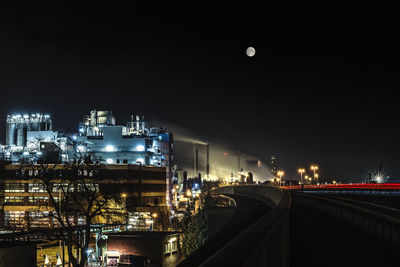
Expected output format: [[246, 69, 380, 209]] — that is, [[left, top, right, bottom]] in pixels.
[[290, 197, 400, 267]]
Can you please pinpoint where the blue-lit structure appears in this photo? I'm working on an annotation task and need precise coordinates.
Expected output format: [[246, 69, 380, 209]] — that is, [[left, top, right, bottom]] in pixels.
[[76, 111, 173, 169]]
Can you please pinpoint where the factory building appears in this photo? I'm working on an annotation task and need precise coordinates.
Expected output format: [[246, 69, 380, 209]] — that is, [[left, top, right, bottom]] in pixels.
[[1, 110, 175, 228], [6, 114, 52, 147], [2, 114, 73, 163], [76, 110, 174, 206]]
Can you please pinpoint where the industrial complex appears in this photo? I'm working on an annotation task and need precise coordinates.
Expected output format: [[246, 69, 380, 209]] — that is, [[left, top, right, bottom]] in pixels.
[[0, 111, 175, 231]]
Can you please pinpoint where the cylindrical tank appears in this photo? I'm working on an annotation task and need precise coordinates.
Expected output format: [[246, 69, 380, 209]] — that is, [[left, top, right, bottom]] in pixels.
[[6, 118, 16, 146], [16, 124, 25, 146]]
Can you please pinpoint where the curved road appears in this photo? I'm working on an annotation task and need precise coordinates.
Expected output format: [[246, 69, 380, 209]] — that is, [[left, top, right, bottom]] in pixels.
[[178, 195, 270, 266]]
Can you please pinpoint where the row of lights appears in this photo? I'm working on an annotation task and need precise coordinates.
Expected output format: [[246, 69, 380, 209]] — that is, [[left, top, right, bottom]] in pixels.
[[298, 165, 319, 184], [275, 165, 320, 186], [11, 114, 50, 119]]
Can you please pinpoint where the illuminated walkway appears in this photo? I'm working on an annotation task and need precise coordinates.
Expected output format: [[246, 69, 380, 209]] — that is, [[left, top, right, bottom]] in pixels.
[[290, 197, 399, 267]]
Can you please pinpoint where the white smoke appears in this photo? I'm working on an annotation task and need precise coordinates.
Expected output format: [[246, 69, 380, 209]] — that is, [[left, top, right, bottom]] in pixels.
[[154, 120, 274, 182]]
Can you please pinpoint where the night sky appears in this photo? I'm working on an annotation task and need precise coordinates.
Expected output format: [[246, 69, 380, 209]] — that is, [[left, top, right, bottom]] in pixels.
[[1, 5, 399, 181]]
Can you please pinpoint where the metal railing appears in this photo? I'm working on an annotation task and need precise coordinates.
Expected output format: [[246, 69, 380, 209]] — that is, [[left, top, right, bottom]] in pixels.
[[292, 191, 400, 249], [202, 185, 291, 267]]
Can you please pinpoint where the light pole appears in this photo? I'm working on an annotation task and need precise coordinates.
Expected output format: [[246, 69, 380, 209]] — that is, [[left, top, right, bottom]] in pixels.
[[151, 213, 158, 231], [314, 173, 319, 185], [298, 168, 305, 184], [310, 165, 319, 184], [277, 170, 284, 186], [121, 193, 128, 226]]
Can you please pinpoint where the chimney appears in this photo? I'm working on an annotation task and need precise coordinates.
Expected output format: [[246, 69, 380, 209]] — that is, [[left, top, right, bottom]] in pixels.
[[206, 144, 210, 179]]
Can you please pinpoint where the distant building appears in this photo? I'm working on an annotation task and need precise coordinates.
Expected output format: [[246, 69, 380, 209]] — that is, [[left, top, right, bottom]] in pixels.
[[270, 155, 277, 177]]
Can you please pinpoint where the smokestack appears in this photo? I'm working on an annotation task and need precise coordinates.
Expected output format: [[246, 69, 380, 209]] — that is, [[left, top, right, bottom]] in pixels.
[[183, 171, 188, 191], [193, 143, 196, 178], [195, 147, 199, 178], [206, 144, 210, 179]]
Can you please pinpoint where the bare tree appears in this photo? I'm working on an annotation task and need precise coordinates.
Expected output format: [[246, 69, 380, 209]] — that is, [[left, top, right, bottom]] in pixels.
[[17, 160, 126, 267]]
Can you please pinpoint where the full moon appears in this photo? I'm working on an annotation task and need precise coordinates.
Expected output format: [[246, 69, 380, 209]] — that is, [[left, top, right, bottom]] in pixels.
[[246, 47, 256, 57]]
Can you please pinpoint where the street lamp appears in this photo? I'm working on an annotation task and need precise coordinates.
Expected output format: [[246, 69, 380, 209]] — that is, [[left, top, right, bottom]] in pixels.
[[314, 173, 319, 184], [277, 170, 284, 186], [151, 213, 158, 231], [121, 193, 127, 204], [298, 168, 305, 184], [310, 165, 319, 184]]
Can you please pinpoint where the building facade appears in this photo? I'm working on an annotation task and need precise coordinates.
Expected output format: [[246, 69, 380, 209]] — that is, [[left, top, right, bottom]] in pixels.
[[0, 163, 168, 230]]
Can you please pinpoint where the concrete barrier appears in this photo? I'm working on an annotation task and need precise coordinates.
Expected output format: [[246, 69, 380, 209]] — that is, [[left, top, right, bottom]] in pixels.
[[292, 191, 400, 250], [203, 185, 291, 267]]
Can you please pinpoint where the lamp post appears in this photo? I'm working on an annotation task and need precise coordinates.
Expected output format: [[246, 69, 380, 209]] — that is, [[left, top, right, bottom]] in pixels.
[[298, 168, 305, 184], [310, 165, 319, 184], [152, 213, 158, 231], [277, 170, 284, 186], [121, 193, 128, 226]]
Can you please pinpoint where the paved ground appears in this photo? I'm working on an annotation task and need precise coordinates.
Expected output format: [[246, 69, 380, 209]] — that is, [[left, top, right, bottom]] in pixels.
[[290, 197, 400, 267]]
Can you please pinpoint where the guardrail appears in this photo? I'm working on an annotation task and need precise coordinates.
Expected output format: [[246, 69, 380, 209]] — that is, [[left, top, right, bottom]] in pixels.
[[202, 185, 291, 267], [292, 191, 400, 250]]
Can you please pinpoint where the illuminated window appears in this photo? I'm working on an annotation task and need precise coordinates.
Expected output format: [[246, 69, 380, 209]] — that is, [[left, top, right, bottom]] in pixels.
[[4, 196, 25, 203], [28, 183, 45, 193], [5, 211, 25, 227], [29, 196, 49, 203], [165, 239, 178, 254], [5, 183, 25, 192]]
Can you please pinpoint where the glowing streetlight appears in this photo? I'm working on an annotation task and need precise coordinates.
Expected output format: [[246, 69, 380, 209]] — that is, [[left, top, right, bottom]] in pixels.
[[298, 168, 305, 184], [277, 170, 284, 186], [310, 165, 319, 184], [310, 165, 319, 175], [121, 193, 127, 205]]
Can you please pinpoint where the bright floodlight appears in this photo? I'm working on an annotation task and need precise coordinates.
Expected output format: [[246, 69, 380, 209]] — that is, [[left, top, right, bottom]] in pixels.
[[136, 145, 145, 152], [106, 158, 113, 164], [105, 145, 114, 152]]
